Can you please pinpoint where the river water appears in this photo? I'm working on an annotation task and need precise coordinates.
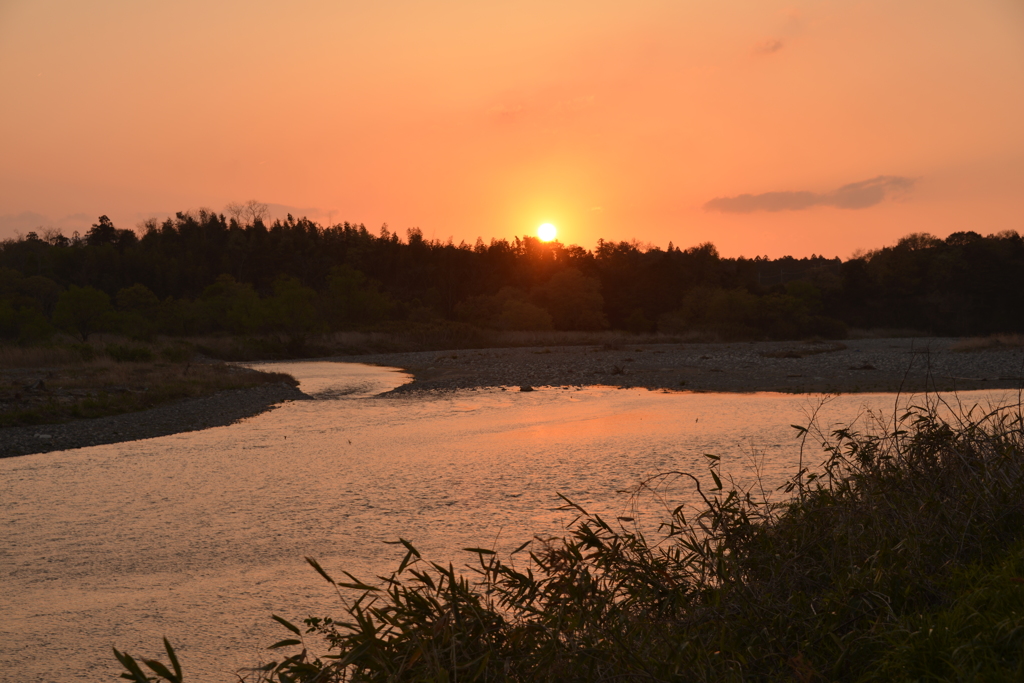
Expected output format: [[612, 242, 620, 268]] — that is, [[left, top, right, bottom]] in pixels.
[[0, 361, 1015, 682]]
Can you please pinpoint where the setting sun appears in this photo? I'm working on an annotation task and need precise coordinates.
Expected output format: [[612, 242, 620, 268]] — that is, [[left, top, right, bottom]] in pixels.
[[537, 223, 557, 242]]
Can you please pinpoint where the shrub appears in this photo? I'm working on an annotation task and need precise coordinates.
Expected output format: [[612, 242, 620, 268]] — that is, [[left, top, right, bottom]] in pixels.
[[52, 285, 115, 341], [118, 396, 1024, 682]]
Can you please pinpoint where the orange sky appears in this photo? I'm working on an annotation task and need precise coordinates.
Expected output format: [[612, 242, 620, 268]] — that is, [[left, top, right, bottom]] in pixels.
[[1, 0, 1022, 258]]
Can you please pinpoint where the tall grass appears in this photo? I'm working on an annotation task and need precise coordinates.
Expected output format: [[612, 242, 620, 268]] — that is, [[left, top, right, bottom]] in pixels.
[[119, 394, 1024, 682], [0, 343, 86, 368]]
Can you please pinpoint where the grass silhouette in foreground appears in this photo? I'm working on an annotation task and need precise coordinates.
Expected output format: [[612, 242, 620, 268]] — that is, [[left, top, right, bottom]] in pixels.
[[118, 393, 1024, 682]]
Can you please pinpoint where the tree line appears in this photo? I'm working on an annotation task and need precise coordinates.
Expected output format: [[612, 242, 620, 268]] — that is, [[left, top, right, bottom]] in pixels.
[[2, 209, 1022, 349]]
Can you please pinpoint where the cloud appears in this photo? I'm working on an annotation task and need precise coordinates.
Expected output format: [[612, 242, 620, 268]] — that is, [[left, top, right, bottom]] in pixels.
[[492, 103, 525, 121], [705, 191, 819, 213], [754, 39, 784, 55], [245, 203, 351, 225], [0, 211, 50, 235], [703, 176, 915, 213], [829, 176, 915, 208], [553, 95, 595, 113], [0, 212, 103, 239]]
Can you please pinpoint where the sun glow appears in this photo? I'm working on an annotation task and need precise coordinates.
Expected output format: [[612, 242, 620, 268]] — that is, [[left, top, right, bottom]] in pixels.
[[537, 223, 557, 242]]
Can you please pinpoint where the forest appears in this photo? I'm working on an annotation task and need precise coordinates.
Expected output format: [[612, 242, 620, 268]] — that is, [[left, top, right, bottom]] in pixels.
[[2, 209, 1023, 353]]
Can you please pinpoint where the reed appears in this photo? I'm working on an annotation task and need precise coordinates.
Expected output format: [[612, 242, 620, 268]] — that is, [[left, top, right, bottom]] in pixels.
[[117, 393, 1024, 682]]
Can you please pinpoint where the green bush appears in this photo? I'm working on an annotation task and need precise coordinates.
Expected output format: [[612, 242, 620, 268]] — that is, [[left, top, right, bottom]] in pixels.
[[659, 286, 847, 340], [873, 544, 1024, 681], [52, 285, 115, 341]]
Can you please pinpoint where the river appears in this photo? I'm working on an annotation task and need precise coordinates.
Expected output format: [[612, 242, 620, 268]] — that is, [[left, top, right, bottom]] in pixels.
[[0, 361, 1015, 682]]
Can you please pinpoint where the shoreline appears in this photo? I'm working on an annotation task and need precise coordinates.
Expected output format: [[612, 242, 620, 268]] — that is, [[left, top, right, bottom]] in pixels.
[[4, 337, 1021, 458], [345, 337, 1024, 396], [0, 382, 309, 458]]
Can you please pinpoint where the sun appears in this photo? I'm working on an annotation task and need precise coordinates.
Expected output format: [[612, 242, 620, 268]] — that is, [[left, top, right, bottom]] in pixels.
[[537, 223, 557, 242]]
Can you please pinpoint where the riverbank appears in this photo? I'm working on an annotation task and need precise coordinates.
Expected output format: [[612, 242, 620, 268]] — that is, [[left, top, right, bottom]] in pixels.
[[0, 381, 308, 458], [5, 336, 1021, 458], [343, 336, 1024, 395], [1, 343, 309, 457]]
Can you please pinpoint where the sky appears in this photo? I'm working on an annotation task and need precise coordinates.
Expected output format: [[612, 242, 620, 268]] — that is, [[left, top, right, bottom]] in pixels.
[[1, 0, 1022, 258]]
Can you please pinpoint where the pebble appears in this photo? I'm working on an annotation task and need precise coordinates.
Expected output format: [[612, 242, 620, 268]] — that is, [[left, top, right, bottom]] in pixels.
[[334, 337, 1024, 398]]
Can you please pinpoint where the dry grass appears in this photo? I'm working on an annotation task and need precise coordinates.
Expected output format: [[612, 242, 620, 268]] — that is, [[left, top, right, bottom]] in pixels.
[[0, 345, 86, 368], [848, 327, 931, 339], [328, 328, 688, 354], [478, 330, 683, 348], [186, 329, 693, 361], [952, 333, 1024, 352], [1, 340, 295, 427], [760, 341, 848, 358]]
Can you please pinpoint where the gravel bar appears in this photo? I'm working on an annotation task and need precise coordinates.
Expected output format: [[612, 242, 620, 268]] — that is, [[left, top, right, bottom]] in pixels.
[[335, 337, 1024, 397]]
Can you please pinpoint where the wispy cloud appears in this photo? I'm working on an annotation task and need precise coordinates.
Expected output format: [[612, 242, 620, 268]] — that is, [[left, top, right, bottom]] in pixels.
[[265, 203, 327, 220], [552, 94, 595, 113], [0, 211, 49, 235], [703, 176, 915, 213], [828, 176, 915, 208], [754, 39, 784, 55], [0, 211, 96, 238], [492, 103, 525, 120]]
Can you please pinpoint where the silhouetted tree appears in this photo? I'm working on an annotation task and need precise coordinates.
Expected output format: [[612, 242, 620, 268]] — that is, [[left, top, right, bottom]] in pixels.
[[2, 209, 1021, 342], [52, 285, 114, 340]]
